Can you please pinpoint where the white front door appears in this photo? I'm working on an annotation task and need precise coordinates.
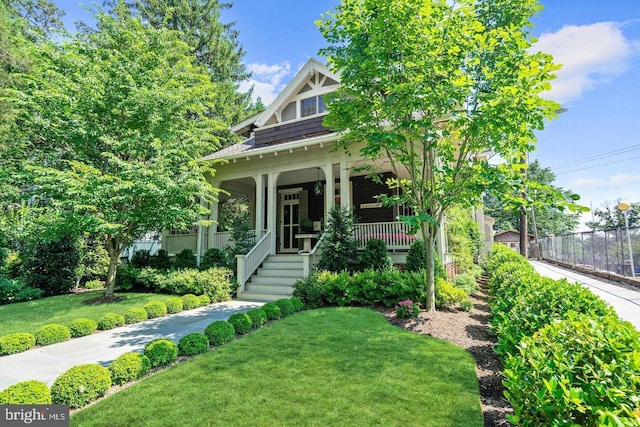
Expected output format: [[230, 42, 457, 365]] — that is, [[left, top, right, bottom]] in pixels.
[[280, 192, 300, 252]]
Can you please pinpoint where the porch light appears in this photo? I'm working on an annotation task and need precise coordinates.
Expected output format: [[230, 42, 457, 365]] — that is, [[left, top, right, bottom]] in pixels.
[[314, 168, 323, 196]]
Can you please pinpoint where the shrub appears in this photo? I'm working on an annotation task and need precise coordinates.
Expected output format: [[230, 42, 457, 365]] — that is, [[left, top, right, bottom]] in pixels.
[[0, 380, 51, 404], [156, 268, 232, 301], [0, 277, 42, 304], [178, 333, 210, 356], [199, 248, 230, 270], [405, 239, 447, 281], [453, 273, 477, 295], [97, 313, 125, 330], [204, 320, 235, 346], [68, 318, 98, 338], [293, 271, 332, 309], [143, 301, 168, 319], [124, 308, 148, 324], [173, 249, 197, 270], [149, 249, 172, 269], [290, 297, 304, 312], [317, 205, 360, 273], [34, 324, 71, 346], [131, 250, 152, 268], [360, 238, 393, 271], [0, 332, 35, 355], [143, 339, 178, 367], [504, 314, 640, 427], [83, 279, 104, 290], [274, 299, 295, 317], [181, 294, 200, 310], [165, 297, 183, 314], [246, 308, 267, 329], [395, 299, 422, 318], [109, 352, 152, 385], [261, 302, 281, 320], [51, 364, 111, 408], [434, 278, 469, 309], [198, 294, 211, 306], [228, 312, 252, 335]]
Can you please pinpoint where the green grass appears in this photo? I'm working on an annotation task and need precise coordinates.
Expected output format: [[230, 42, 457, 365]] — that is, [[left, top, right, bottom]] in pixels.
[[0, 292, 177, 336], [71, 307, 483, 427]]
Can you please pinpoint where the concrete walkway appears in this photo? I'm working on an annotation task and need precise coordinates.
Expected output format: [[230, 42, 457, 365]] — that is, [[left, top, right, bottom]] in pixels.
[[530, 261, 640, 331], [0, 300, 263, 391]]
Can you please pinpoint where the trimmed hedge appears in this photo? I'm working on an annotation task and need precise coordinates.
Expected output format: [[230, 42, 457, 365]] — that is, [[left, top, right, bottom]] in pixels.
[[124, 308, 148, 324], [228, 313, 252, 335], [109, 352, 152, 385], [0, 332, 35, 355], [143, 339, 178, 367], [34, 324, 71, 346], [246, 308, 267, 329], [51, 364, 111, 409], [290, 297, 304, 312], [68, 318, 98, 338], [181, 294, 200, 310], [261, 302, 281, 320], [165, 297, 183, 314], [274, 299, 295, 317], [0, 380, 51, 404], [143, 301, 168, 319], [98, 313, 125, 330], [204, 320, 235, 346], [198, 294, 211, 306], [178, 333, 210, 356]]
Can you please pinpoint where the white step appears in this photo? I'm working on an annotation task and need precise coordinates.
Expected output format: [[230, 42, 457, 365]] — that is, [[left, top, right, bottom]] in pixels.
[[267, 254, 303, 263], [245, 284, 294, 294], [256, 268, 303, 278], [261, 261, 302, 270], [237, 292, 291, 302], [249, 276, 299, 286]]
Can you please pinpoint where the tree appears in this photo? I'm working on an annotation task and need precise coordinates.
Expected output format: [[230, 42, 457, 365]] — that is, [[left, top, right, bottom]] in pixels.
[[317, 205, 360, 273], [318, 0, 560, 312], [15, 7, 220, 296], [586, 202, 640, 230]]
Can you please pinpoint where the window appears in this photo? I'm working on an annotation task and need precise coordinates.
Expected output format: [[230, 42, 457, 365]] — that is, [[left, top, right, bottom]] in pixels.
[[300, 97, 317, 117]]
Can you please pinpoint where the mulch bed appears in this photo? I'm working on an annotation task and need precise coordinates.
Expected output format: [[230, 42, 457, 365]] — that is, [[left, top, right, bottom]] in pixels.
[[377, 284, 513, 427]]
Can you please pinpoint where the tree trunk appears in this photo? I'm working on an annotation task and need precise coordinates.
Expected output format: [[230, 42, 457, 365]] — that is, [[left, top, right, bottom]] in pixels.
[[105, 239, 120, 297], [421, 226, 436, 313]]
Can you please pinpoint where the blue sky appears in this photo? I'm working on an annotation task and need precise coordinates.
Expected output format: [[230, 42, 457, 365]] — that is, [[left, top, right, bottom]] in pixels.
[[55, 0, 640, 230]]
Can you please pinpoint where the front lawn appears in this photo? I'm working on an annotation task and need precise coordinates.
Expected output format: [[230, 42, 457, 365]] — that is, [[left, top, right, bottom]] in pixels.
[[71, 307, 483, 427], [0, 292, 177, 336]]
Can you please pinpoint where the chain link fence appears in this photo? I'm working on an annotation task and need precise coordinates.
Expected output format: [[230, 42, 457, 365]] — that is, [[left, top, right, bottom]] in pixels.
[[539, 227, 640, 277]]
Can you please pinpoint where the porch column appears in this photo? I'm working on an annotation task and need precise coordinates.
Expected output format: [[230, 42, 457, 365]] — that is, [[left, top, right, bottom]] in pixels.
[[207, 181, 220, 250], [267, 172, 278, 254], [324, 162, 334, 220], [254, 173, 265, 233], [196, 197, 205, 265], [339, 157, 350, 209]]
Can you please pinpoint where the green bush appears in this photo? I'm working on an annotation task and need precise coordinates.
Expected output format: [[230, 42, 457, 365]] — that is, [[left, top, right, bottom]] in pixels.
[[173, 249, 197, 270], [0, 332, 35, 355], [143, 339, 178, 367], [124, 308, 148, 324], [245, 308, 267, 329], [154, 268, 231, 301], [360, 238, 393, 272], [274, 299, 295, 317], [293, 271, 333, 309], [83, 279, 104, 290], [199, 248, 230, 270], [178, 333, 210, 356], [504, 314, 640, 427], [434, 278, 469, 309], [290, 297, 304, 312], [453, 273, 477, 295], [97, 313, 125, 330], [143, 301, 168, 319], [197, 294, 211, 306], [261, 302, 281, 320], [317, 205, 360, 273], [228, 313, 252, 335], [109, 352, 151, 385], [0, 277, 43, 304], [149, 249, 173, 269], [34, 324, 71, 346], [165, 297, 183, 314], [394, 299, 421, 318], [181, 294, 200, 310], [204, 320, 235, 346], [405, 239, 447, 281], [68, 318, 98, 338], [51, 364, 111, 409], [0, 380, 51, 404], [131, 250, 152, 268]]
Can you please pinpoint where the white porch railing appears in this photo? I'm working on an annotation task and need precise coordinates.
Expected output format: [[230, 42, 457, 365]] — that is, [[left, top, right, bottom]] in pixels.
[[236, 230, 272, 295], [353, 222, 417, 251], [211, 229, 267, 250], [301, 234, 324, 277]]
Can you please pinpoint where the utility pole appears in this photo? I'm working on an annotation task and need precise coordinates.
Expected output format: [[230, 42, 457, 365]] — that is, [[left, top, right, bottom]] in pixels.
[[519, 154, 528, 258]]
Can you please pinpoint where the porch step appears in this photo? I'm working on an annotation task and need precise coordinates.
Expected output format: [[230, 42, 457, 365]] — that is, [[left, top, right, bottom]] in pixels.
[[238, 254, 305, 302], [249, 276, 299, 286], [261, 261, 303, 270]]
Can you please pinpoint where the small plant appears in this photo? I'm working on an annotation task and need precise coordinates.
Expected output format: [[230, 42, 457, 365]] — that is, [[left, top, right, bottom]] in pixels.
[[434, 278, 469, 310], [97, 313, 125, 330], [165, 297, 183, 314], [204, 320, 235, 346], [453, 273, 478, 295], [360, 238, 393, 272], [124, 308, 148, 324], [178, 333, 210, 356], [394, 299, 422, 318], [274, 299, 295, 317], [0, 332, 35, 355], [181, 294, 200, 310], [0, 380, 51, 404], [246, 308, 267, 328], [50, 364, 111, 409], [143, 338, 178, 367], [460, 299, 473, 312], [261, 302, 281, 320], [84, 279, 105, 290], [68, 318, 98, 338], [109, 352, 151, 385], [290, 297, 304, 312], [228, 312, 252, 335], [197, 294, 211, 306], [143, 301, 168, 319], [34, 324, 71, 346]]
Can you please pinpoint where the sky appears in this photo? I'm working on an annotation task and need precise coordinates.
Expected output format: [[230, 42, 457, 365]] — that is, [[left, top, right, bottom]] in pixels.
[[53, 0, 640, 231]]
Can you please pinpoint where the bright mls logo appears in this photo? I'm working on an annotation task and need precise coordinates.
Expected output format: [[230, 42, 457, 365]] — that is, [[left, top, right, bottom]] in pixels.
[[1, 405, 69, 426]]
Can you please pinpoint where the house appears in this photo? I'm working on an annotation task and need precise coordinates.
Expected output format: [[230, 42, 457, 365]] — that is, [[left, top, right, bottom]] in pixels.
[[162, 58, 490, 300], [494, 230, 532, 255]]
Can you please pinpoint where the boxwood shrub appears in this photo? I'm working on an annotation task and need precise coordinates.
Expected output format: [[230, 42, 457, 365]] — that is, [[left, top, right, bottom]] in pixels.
[[51, 364, 111, 409], [181, 294, 200, 310], [0, 380, 51, 404], [290, 297, 304, 312], [204, 320, 235, 346], [143, 301, 168, 319], [274, 299, 294, 317], [143, 338, 178, 367], [68, 318, 98, 338], [178, 333, 210, 356], [124, 308, 148, 324], [197, 294, 211, 306], [97, 313, 125, 330], [109, 352, 151, 385], [164, 297, 183, 314], [228, 313, 252, 335], [261, 302, 281, 320], [34, 324, 71, 346], [0, 332, 35, 355], [246, 308, 267, 329]]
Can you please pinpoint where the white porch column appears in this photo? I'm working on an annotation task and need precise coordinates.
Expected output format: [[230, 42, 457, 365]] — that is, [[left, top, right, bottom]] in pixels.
[[254, 173, 265, 233], [208, 197, 219, 249], [339, 156, 350, 209], [324, 162, 334, 220], [267, 172, 278, 254], [196, 197, 205, 265]]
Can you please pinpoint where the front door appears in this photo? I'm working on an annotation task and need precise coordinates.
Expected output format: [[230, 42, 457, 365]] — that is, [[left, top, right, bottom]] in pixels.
[[280, 192, 300, 252]]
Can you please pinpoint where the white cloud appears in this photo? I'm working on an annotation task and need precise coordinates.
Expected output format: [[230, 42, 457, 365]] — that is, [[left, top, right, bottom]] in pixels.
[[533, 22, 637, 103], [239, 62, 292, 105]]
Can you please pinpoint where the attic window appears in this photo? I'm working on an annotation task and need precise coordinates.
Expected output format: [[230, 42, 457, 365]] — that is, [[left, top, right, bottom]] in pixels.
[[301, 96, 317, 117]]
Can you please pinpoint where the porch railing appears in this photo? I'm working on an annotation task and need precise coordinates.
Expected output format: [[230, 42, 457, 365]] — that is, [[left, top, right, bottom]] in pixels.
[[354, 222, 416, 251], [302, 234, 324, 277], [210, 229, 267, 250], [236, 230, 272, 295]]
